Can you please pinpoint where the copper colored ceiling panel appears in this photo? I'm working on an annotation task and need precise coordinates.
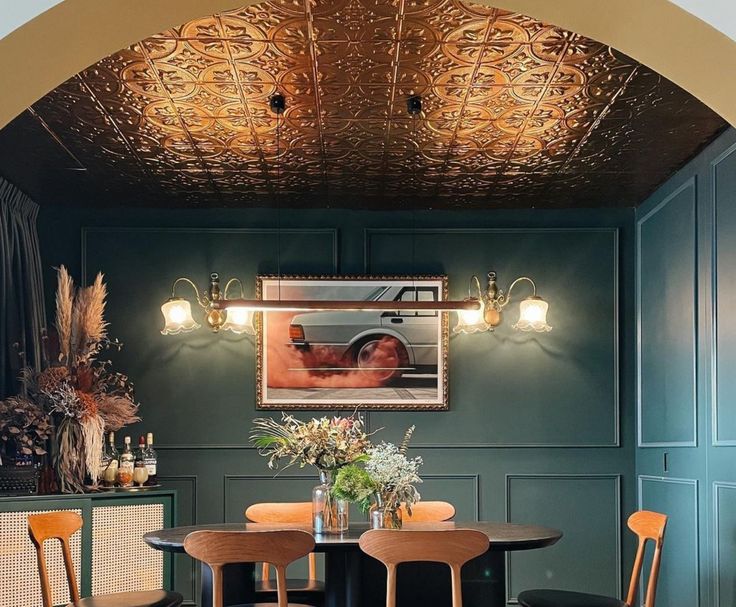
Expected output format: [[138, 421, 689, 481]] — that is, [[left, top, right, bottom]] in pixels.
[[0, 0, 726, 208]]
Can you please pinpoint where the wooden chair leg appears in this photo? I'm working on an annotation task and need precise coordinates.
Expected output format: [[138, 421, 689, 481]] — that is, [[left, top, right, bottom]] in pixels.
[[450, 563, 463, 607]]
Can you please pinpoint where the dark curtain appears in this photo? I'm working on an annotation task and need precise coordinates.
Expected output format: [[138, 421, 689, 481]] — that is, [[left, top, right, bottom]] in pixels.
[[0, 177, 47, 399]]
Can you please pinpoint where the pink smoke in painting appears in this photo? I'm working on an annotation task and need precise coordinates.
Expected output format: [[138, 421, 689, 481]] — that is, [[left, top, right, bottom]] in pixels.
[[265, 312, 405, 389]]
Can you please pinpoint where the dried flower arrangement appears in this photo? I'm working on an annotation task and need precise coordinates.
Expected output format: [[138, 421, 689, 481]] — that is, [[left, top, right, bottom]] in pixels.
[[365, 426, 423, 514], [250, 412, 372, 473], [0, 266, 141, 493], [0, 397, 53, 459]]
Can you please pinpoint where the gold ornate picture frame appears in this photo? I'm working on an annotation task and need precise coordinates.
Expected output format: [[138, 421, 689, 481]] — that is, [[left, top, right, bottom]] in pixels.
[[256, 275, 449, 410]]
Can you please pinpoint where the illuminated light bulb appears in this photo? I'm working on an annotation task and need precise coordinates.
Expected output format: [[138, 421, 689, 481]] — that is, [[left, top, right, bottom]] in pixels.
[[221, 305, 255, 335], [168, 304, 187, 324], [160, 298, 201, 335], [513, 296, 552, 332], [452, 298, 490, 335]]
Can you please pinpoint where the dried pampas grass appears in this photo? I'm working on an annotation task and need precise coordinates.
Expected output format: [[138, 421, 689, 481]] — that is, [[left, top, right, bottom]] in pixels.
[[73, 272, 108, 365], [81, 414, 105, 483], [97, 395, 140, 431], [55, 265, 74, 365], [55, 416, 86, 493]]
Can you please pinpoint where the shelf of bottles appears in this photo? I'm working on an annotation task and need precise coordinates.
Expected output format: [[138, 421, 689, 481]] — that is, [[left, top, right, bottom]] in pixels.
[[100, 432, 158, 489]]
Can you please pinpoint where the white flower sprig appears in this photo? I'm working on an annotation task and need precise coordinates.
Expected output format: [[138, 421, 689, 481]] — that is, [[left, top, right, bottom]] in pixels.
[[365, 432, 423, 512]]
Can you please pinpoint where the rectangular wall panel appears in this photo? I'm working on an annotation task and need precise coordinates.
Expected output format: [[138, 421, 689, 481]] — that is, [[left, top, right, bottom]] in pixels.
[[367, 228, 619, 448], [159, 475, 198, 605], [713, 482, 736, 607], [505, 474, 621, 604], [713, 144, 736, 444], [637, 180, 698, 446], [638, 476, 699, 607]]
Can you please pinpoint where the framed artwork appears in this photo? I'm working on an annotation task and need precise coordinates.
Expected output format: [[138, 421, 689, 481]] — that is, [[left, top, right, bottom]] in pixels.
[[256, 275, 448, 410]]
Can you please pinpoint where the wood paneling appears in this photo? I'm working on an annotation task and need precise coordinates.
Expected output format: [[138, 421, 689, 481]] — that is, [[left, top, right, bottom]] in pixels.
[[637, 179, 697, 447], [505, 474, 621, 604], [712, 143, 736, 445], [638, 476, 699, 607]]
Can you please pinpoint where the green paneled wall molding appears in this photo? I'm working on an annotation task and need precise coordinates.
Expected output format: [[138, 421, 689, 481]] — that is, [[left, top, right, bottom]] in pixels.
[[636, 126, 736, 607], [37, 204, 636, 606], [505, 474, 622, 604]]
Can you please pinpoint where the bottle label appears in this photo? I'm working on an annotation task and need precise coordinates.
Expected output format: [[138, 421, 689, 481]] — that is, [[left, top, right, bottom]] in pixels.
[[120, 460, 134, 473], [144, 459, 157, 475]]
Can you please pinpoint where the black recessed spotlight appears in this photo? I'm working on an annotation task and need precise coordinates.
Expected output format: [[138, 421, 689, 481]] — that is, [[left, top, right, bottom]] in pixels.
[[407, 95, 422, 115], [269, 93, 286, 114]]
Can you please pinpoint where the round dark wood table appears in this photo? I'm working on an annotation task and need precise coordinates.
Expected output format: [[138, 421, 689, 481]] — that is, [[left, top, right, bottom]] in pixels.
[[144, 521, 562, 607]]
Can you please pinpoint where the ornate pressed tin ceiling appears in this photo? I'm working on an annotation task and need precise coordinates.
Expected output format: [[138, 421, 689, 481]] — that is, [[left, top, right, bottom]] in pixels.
[[0, 0, 726, 208]]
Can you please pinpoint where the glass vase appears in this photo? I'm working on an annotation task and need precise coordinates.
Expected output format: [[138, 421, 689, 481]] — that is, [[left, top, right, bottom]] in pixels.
[[369, 494, 403, 529], [312, 470, 349, 534]]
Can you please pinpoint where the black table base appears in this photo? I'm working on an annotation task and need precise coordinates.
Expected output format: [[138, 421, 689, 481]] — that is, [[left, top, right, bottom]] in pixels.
[[202, 551, 506, 607]]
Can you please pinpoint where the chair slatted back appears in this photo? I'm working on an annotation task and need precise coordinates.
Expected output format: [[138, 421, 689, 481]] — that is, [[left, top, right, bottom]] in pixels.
[[185, 529, 314, 607], [245, 502, 317, 582], [28, 511, 83, 607], [625, 510, 668, 607], [359, 529, 489, 607], [404, 501, 456, 522]]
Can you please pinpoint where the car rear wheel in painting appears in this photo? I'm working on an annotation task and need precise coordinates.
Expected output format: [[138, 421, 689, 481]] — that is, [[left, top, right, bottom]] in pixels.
[[352, 336, 409, 383]]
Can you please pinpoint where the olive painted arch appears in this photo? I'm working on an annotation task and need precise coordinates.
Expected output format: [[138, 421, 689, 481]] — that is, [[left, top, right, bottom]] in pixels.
[[0, 0, 735, 129]]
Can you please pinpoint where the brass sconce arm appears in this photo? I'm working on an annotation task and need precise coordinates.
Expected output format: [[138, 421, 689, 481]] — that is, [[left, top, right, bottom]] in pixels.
[[170, 277, 209, 308], [494, 275, 538, 309], [222, 277, 246, 300]]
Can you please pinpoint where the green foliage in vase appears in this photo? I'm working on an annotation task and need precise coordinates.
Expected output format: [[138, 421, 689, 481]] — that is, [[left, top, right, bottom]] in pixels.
[[332, 464, 377, 512]]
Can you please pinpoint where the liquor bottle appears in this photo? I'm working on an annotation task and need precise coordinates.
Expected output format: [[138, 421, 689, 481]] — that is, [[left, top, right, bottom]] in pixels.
[[143, 432, 158, 486], [100, 431, 119, 487], [133, 435, 148, 487], [135, 435, 146, 464], [117, 436, 134, 487]]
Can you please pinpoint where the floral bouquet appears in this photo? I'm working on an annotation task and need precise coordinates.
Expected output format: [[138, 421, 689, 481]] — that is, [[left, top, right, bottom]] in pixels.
[[332, 425, 422, 529], [250, 412, 372, 472], [8, 266, 140, 493], [251, 411, 373, 533]]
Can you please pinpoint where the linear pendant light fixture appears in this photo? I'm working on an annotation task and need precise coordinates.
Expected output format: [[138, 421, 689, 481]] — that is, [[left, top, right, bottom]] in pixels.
[[159, 93, 553, 336]]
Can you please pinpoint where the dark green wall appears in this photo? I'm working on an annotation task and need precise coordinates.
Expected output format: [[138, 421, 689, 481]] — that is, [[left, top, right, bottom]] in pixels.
[[38, 205, 636, 606], [636, 127, 736, 607]]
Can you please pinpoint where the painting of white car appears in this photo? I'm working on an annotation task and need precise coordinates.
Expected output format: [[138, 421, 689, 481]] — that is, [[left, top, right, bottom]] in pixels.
[[288, 285, 440, 381], [257, 276, 448, 410]]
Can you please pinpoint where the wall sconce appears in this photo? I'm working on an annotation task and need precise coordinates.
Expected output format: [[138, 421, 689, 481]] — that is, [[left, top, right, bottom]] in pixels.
[[160, 273, 482, 334], [453, 271, 552, 335], [161, 273, 255, 336]]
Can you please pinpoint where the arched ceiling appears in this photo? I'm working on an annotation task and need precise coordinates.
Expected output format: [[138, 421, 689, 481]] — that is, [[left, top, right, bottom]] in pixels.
[[0, 0, 725, 208]]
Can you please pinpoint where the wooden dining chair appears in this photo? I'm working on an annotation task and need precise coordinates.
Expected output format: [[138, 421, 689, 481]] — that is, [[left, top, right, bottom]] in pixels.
[[517, 510, 668, 607], [359, 529, 489, 607], [403, 500, 456, 522], [184, 529, 316, 607], [28, 511, 183, 607], [245, 502, 325, 605]]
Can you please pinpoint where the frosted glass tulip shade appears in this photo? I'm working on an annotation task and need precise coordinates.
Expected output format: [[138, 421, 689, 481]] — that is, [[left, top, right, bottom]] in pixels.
[[221, 306, 255, 335], [160, 298, 201, 335], [452, 298, 490, 334], [513, 296, 552, 332]]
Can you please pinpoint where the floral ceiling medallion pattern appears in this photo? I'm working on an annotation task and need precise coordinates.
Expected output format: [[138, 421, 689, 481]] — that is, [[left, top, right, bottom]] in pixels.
[[13, 0, 726, 208]]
